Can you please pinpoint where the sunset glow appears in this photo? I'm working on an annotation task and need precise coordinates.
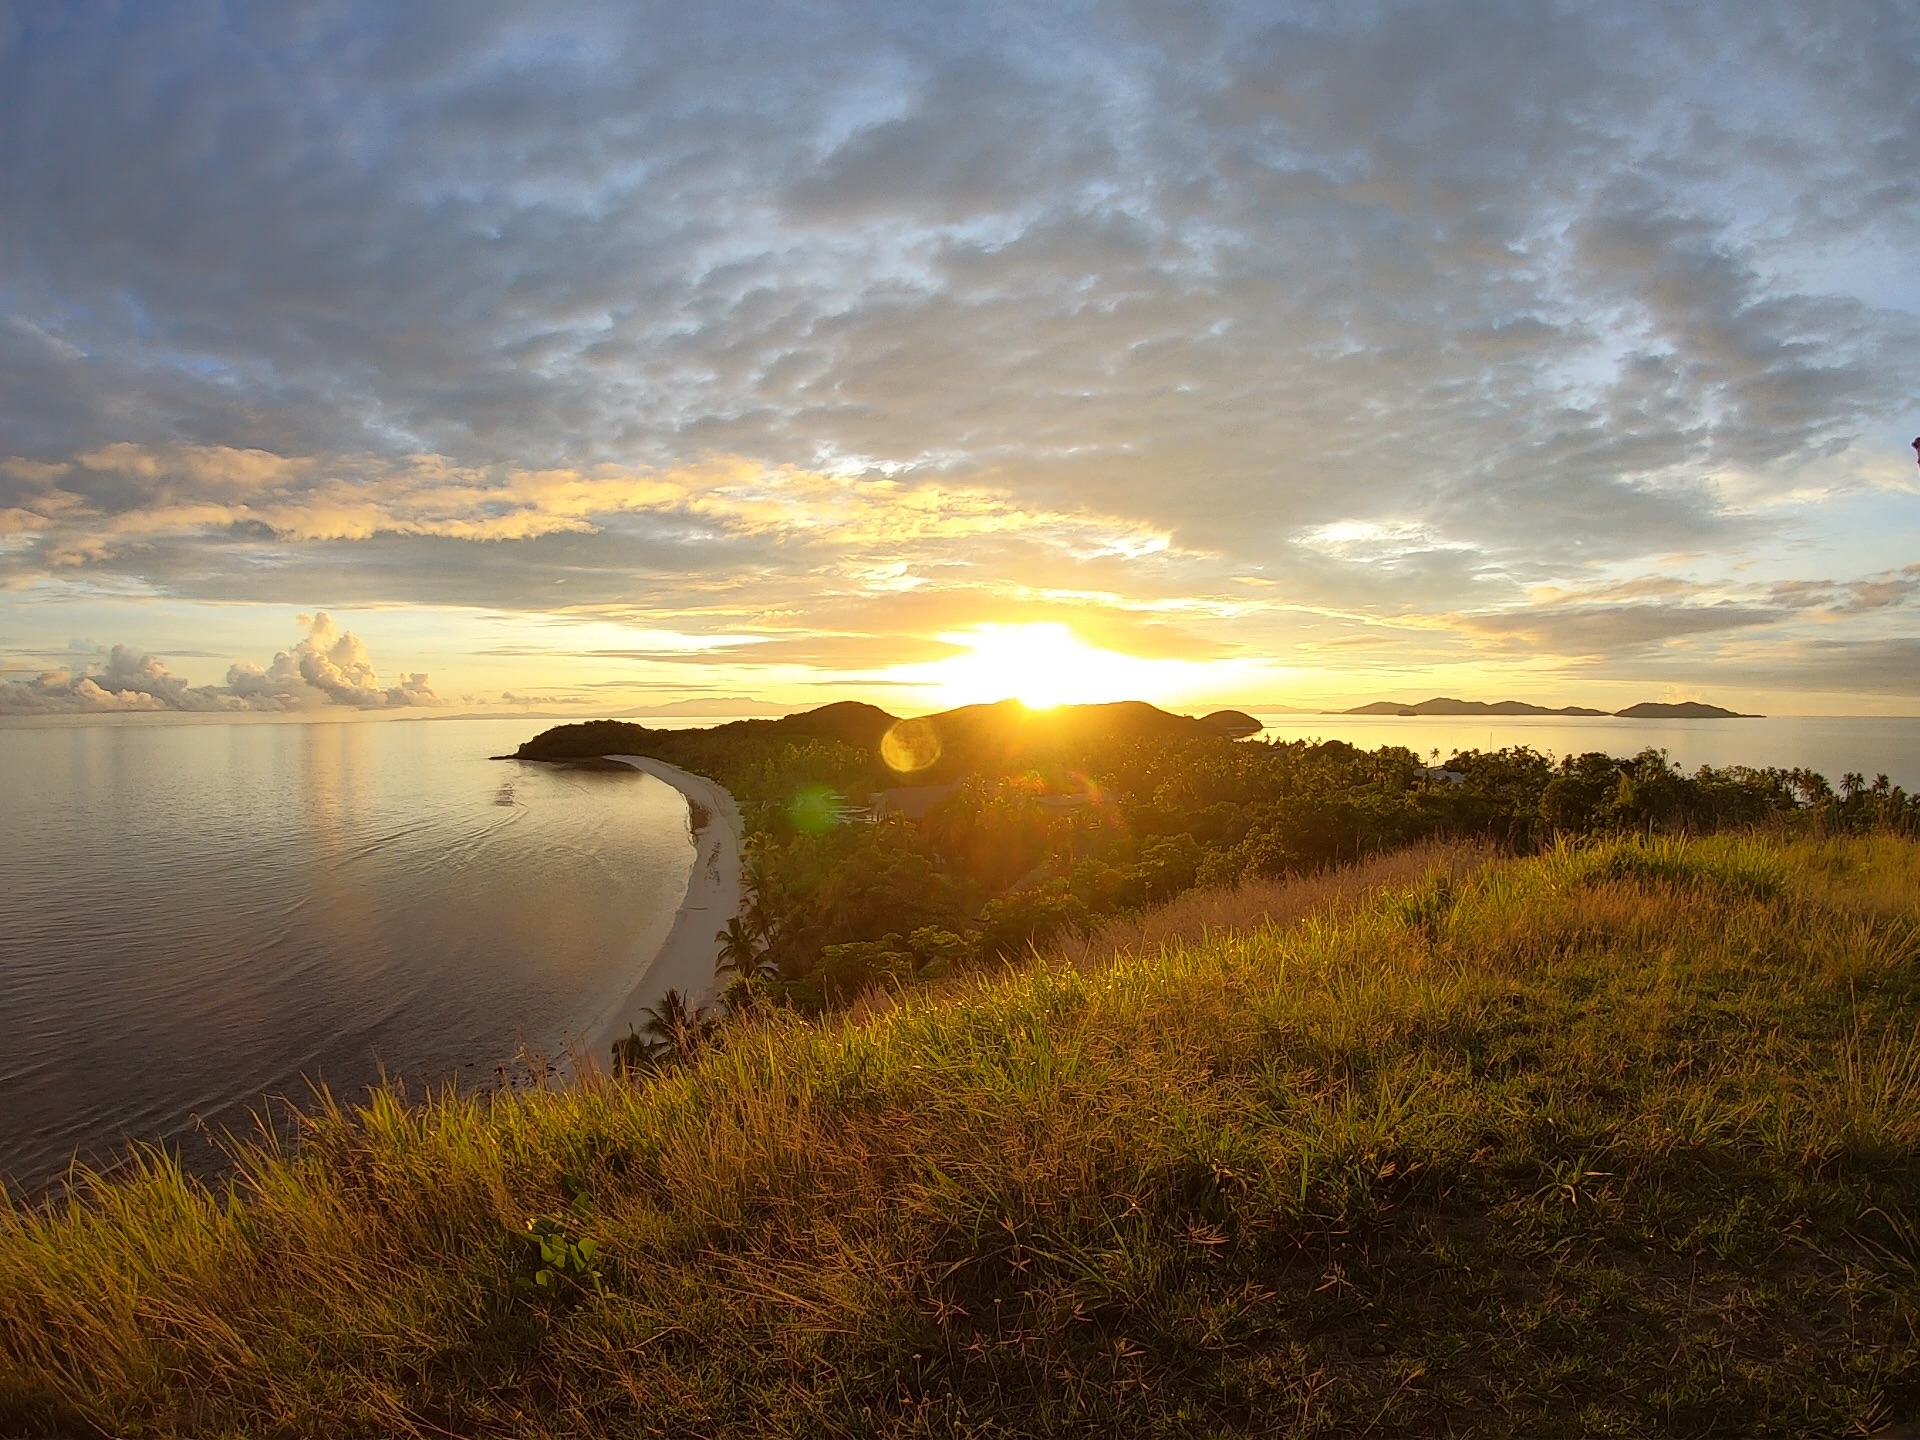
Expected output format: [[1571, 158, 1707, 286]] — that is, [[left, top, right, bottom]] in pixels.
[[4, 9, 1920, 1417], [903, 624, 1204, 711], [0, 4, 1915, 718]]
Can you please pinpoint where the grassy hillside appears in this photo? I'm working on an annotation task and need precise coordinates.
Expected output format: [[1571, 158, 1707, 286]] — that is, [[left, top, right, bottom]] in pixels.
[[5, 834, 1920, 1437]]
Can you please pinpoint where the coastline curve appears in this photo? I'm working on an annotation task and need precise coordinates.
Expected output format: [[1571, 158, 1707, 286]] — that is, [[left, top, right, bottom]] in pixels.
[[580, 755, 744, 1066]]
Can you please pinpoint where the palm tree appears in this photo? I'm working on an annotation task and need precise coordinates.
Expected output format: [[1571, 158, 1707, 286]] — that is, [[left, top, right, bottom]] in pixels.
[[644, 987, 712, 1057], [714, 915, 756, 972], [612, 987, 713, 1075], [719, 969, 767, 1018], [740, 853, 782, 940], [715, 915, 775, 980], [743, 891, 780, 947]]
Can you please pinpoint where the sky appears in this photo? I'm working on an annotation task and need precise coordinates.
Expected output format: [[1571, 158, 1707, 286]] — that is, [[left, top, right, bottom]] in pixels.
[[1, 0, 1916, 719]]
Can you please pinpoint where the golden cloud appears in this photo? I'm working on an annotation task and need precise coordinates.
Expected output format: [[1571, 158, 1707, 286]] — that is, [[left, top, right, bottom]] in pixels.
[[2, 444, 1179, 562]]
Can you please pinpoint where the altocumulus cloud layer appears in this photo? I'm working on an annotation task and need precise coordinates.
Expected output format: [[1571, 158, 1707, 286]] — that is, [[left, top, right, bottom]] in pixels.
[[0, 1, 1915, 701], [0, 613, 436, 714]]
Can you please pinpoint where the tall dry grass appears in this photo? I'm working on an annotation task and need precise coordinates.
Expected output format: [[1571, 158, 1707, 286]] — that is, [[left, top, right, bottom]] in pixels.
[[1044, 839, 1490, 969], [3, 833, 1919, 1438]]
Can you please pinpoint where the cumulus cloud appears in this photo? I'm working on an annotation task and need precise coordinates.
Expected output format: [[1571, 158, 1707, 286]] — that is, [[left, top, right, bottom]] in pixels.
[[0, 613, 437, 714], [0, 647, 231, 715]]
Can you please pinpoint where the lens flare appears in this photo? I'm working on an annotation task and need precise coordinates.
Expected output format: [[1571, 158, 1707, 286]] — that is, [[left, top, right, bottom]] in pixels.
[[786, 784, 845, 833], [880, 717, 943, 773]]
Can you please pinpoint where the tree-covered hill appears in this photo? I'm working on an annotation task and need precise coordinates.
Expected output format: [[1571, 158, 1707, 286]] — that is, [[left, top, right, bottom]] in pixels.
[[509, 698, 1241, 786], [508, 703, 1918, 1016]]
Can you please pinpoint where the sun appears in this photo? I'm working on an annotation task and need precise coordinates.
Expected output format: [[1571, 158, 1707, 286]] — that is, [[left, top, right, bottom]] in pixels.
[[920, 623, 1171, 710], [873, 619, 1264, 712]]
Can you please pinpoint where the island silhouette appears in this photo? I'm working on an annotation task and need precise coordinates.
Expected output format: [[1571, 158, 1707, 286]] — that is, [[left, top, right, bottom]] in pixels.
[[1342, 697, 1758, 719]]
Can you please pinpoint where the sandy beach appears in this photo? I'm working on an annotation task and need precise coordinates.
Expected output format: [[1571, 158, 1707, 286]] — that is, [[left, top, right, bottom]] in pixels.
[[580, 755, 745, 1066]]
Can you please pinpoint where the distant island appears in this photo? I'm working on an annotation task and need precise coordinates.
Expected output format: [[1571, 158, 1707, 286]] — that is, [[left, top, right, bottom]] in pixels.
[[1343, 696, 1759, 719], [1345, 698, 1609, 717], [1613, 701, 1759, 719]]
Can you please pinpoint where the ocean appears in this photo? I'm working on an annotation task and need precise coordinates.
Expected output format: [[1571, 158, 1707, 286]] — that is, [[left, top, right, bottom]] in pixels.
[[1250, 713, 1920, 789], [0, 716, 694, 1197]]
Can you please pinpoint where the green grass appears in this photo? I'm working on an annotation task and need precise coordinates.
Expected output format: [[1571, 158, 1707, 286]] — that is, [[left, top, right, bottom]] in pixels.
[[5, 833, 1920, 1437]]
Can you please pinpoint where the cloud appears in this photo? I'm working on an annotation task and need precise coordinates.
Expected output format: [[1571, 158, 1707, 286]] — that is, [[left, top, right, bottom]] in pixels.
[[0, 443, 1175, 570], [0, 647, 220, 714], [1675, 637, 1920, 699], [1770, 565, 1920, 615], [225, 611, 437, 708], [0, 612, 438, 714], [1454, 602, 1783, 657], [0, 0, 1915, 701], [1842, 571, 1920, 613]]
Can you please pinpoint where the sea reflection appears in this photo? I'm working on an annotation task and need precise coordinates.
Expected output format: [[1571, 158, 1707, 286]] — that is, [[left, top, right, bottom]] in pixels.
[[0, 718, 693, 1197]]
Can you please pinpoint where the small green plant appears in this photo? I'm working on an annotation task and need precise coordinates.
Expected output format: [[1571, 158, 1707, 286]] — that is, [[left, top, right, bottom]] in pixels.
[[513, 1215, 603, 1303], [1391, 872, 1456, 946], [1534, 1155, 1614, 1207]]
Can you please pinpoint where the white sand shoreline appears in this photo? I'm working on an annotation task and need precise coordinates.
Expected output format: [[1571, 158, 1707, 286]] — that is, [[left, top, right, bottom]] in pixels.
[[576, 755, 744, 1068]]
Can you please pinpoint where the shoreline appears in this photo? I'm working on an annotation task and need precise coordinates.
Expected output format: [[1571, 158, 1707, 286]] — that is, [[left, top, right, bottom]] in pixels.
[[575, 755, 744, 1069]]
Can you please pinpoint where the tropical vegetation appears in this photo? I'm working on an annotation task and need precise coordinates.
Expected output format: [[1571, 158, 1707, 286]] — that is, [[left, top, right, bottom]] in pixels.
[[515, 701, 1920, 1018]]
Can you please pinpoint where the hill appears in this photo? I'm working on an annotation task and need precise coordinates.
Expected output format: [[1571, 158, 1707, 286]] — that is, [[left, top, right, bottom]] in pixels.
[[1615, 700, 1757, 719], [1345, 696, 1609, 716], [3, 833, 1916, 1435], [1345, 697, 1761, 718], [615, 697, 795, 718], [510, 697, 1249, 783], [503, 700, 899, 761], [1199, 708, 1263, 737]]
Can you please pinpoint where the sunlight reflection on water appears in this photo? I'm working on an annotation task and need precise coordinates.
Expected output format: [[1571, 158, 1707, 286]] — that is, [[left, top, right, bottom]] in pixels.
[[0, 718, 692, 1196]]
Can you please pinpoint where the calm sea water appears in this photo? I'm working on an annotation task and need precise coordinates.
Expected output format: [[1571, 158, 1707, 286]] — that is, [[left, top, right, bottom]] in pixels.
[[1252, 714, 1920, 790], [0, 717, 693, 1197]]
